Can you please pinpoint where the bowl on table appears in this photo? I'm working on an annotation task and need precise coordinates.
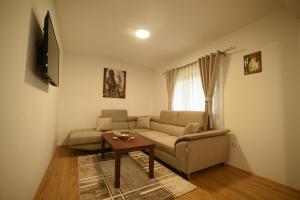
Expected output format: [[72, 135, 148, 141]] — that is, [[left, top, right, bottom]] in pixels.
[[113, 131, 130, 140], [119, 134, 129, 140]]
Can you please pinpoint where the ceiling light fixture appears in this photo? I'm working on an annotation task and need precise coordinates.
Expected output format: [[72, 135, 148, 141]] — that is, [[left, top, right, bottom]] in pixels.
[[135, 29, 150, 39]]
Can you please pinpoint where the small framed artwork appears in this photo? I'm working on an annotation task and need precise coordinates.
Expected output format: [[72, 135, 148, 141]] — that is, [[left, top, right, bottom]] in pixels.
[[103, 68, 126, 98], [244, 51, 262, 75]]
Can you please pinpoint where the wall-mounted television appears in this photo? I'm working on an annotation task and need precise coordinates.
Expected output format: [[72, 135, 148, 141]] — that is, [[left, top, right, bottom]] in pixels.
[[37, 11, 60, 87]]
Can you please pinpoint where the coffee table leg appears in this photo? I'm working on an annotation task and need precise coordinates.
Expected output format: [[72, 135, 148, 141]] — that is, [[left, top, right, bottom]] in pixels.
[[149, 147, 154, 178], [114, 152, 121, 188], [101, 137, 105, 159]]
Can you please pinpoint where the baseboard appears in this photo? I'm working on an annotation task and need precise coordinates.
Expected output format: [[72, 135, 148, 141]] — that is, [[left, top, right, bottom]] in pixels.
[[225, 164, 300, 194]]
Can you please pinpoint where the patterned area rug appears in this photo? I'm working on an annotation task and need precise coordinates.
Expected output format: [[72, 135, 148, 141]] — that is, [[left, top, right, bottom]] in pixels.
[[78, 151, 197, 200]]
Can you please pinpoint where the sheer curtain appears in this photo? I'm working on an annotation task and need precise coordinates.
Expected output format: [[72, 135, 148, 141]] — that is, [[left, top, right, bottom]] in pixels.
[[165, 69, 178, 111], [172, 62, 205, 111]]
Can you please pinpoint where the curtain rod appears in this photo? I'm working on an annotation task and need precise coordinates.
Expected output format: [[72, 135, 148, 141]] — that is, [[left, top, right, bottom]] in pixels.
[[162, 46, 236, 75]]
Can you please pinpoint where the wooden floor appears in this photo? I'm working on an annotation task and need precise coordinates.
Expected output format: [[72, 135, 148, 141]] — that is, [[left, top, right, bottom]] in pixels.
[[35, 147, 300, 200]]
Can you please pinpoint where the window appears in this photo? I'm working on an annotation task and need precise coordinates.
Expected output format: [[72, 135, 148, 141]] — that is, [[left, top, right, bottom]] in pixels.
[[172, 62, 205, 111]]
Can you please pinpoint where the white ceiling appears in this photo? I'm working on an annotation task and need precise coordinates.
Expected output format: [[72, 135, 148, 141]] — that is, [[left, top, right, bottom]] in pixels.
[[54, 0, 284, 68]]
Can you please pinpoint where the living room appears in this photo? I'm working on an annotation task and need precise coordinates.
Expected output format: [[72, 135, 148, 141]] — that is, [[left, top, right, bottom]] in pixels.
[[1, 0, 300, 199]]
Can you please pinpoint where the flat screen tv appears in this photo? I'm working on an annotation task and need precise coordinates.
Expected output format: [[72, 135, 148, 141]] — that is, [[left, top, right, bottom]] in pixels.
[[37, 11, 60, 86]]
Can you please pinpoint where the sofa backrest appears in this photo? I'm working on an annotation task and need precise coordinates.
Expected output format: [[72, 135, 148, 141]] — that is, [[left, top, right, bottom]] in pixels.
[[159, 111, 208, 130], [102, 109, 128, 122], [150, 121, 184, 137], [102, 109, 129, 130], [160, 111, 178, 125]]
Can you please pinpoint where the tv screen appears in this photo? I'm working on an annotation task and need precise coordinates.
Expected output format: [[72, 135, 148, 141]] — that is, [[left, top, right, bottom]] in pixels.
[[37, 11, 60, 86]]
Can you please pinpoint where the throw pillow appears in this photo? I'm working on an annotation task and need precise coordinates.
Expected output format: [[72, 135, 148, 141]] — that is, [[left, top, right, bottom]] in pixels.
[[182, 122, 200, 135], [136, 116, 150, 129], [96, 117, 112, 131]]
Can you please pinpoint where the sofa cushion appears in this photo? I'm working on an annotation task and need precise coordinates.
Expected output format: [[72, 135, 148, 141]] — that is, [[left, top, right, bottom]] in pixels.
[[150, 121, 184, 137], [136, 116, 150, 128], [159, 111, 178, 125], [182, 122, 201, 135], [69, 128, 102, 146], [102, 109, 128, 122], [96, 117, 112, 131], [177, 111, 207, 129], [139, 131, 177, 156]]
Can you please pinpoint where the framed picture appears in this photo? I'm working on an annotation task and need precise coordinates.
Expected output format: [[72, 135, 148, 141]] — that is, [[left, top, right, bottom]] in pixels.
[[103, 68, 126, 98], [244, 51, 262, 75]]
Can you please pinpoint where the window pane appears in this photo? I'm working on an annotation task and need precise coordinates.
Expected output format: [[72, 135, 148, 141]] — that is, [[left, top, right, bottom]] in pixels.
[[172, 63, 204, 111]]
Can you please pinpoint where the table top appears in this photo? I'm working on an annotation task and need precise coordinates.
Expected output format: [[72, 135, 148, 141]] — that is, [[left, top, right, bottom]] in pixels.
[[102, 133, 154, 151]]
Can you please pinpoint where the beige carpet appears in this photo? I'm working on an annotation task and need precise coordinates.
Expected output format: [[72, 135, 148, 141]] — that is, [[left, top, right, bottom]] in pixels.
[[78, 151, 197, 200]]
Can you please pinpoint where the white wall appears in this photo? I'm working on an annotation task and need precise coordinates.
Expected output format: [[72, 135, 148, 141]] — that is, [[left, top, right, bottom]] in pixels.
[[0, 0, 62, 199], [57, 52, 154, 145], [153, 8, 300, 190]]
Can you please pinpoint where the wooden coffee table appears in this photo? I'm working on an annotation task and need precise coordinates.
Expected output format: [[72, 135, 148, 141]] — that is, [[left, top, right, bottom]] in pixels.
[[101, 133, 155, 188]]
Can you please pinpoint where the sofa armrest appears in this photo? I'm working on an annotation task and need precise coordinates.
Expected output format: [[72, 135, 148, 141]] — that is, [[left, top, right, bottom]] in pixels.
[[175, 129, 230, 144], [175, 133, 230, 175]]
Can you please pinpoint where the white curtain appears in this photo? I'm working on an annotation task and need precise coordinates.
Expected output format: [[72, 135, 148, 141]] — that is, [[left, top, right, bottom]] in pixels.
[[172, 62, 205, 111], [165, 69, 178, 110]]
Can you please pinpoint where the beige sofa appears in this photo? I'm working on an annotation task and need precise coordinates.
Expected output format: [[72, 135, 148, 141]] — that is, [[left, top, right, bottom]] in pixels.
[[69, 109, 230, 177], [68, 110, 148, 150]]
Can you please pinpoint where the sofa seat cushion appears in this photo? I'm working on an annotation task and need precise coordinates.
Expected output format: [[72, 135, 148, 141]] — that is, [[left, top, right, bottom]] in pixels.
[[131, 128, 151, 133], [150, 121, 184, 137], [138, 131, 177, 156], [69, 129, 102, 146]]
